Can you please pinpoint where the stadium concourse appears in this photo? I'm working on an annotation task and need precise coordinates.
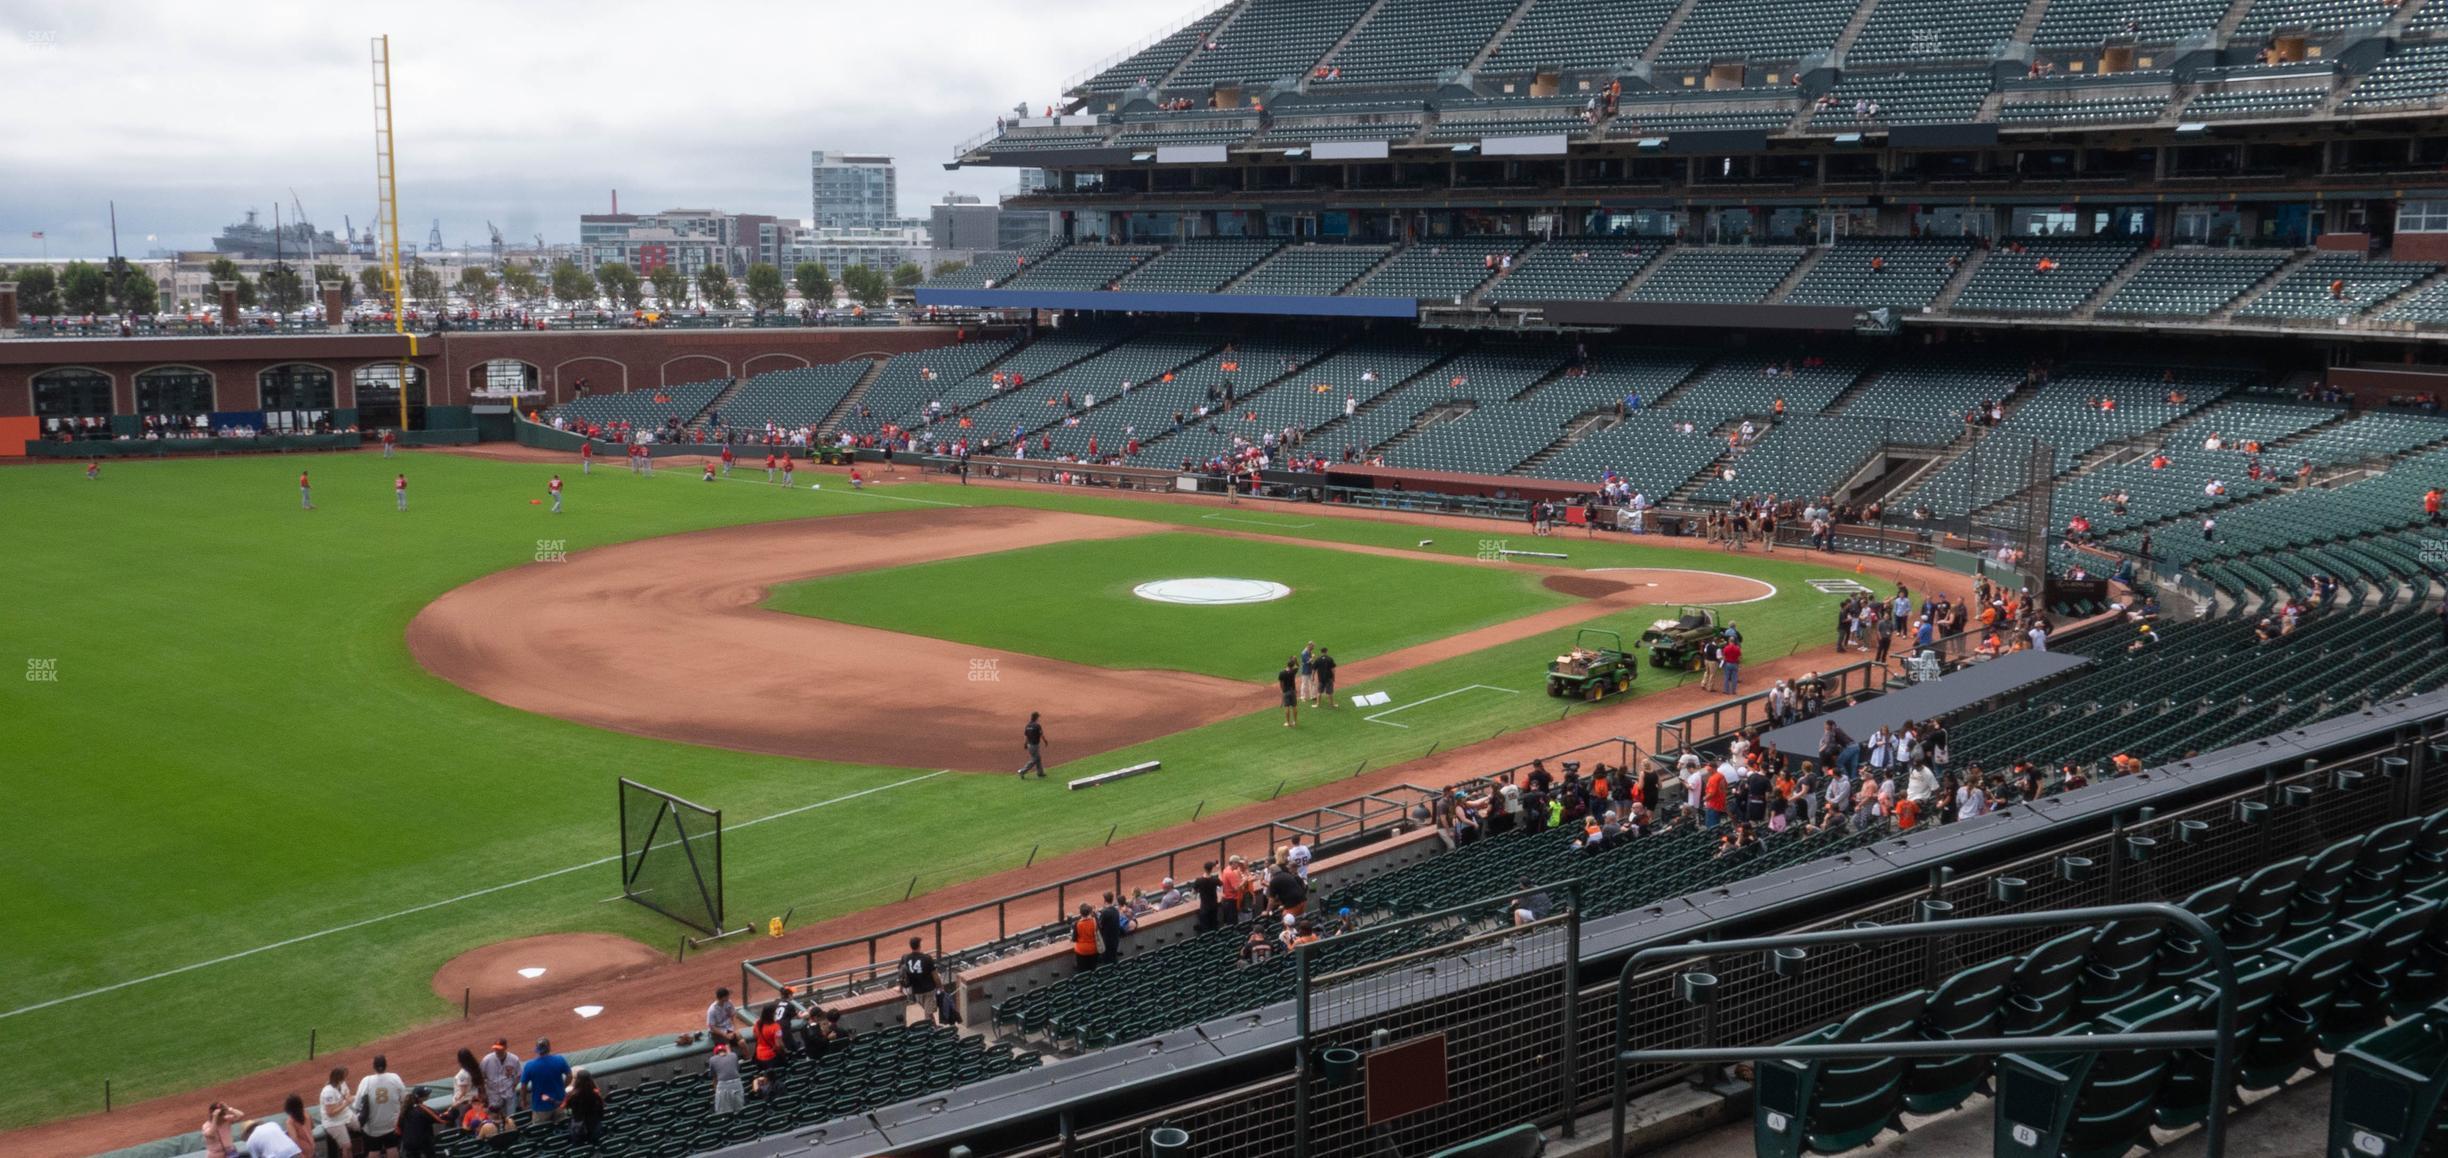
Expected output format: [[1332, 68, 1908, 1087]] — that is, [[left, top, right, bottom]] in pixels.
[[1, 484, 1985, 1158]]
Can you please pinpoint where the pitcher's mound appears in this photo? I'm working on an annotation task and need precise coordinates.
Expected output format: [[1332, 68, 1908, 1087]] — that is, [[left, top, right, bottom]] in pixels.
[[433, 933, 665, 1009], [1543, 575, 1633, 599]]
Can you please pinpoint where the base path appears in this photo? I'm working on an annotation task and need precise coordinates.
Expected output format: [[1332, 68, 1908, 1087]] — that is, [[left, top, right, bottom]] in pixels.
[[408, 506, 1259, 771], [407, 505, 1770, 770]]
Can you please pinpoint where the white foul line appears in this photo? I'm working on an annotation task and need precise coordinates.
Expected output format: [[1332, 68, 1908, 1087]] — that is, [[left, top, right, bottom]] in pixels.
[[1200, 512, 1318, 529], [0, 770, 947, 1021], [1363, 683, 1522, 729]]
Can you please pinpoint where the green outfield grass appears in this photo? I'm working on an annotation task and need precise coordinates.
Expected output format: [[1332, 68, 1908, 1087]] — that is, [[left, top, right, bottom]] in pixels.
[[0, 453, 1877, 1133], [768, 532, 1574, 679]]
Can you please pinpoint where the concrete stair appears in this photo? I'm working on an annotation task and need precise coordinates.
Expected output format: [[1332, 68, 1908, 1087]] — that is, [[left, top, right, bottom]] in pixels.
[[812, 358, 892, 439], [1314, 0, 1401, 74], [1466, 0, 1546, 72], [1766, 246, 1831, 303], [1641, 0, 1705, 63], [1153, 0, 1257, 91], [2211, 248, 2322, 322], [1931, 246, 1990, 310], [1832, 0, 1883, 58]]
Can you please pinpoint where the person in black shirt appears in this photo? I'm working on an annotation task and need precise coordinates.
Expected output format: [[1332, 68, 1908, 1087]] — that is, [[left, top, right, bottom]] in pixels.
[[1312, 647, 1338, 708], [1277, 660, 1299, 727], [897, 937, 943, 1024], [1017, 712, 1046, 779], [399, 1088, 445, 1158], [1096, 893, 1126, 965], [1192, 862, 1224, 933], [1266, 860, 1308, 916]]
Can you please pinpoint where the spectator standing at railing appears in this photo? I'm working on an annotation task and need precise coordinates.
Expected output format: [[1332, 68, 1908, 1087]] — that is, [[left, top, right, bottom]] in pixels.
[[1096, 893, 1126, 966], [898, 937, 946, 1025]]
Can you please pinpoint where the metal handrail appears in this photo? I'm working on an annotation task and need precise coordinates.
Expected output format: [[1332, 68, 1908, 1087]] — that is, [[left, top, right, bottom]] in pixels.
[[1606, 901, 2240, 1158], [739, 784, 1440, 1004]]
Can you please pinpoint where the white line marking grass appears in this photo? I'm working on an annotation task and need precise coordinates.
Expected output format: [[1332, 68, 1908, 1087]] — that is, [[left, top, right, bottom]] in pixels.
[[1362, 683, 1522, 728], [1199, 512, 1318, 529], [0, 771, 948, 1020]]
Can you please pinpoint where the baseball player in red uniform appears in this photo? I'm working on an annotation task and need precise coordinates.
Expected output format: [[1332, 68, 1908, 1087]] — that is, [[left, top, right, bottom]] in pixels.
[[381, 429, 397, 458], [299, 470, 315, 510], [702, 460, 717, 483], [781, 456, 796, 487], [548, 474, 564, 513], [394, 473, 408, 512], [85, 459, 100, 481], [764, 452, 778, 482], [580, 440, 594, 475], [720, 446, 735, 478]]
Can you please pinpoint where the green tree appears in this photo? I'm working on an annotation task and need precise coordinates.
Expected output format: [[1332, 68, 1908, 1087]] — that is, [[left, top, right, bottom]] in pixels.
[[407, 263, 444, 309], [839, 264, 889, 307], [60, 261, 111, 314], [793, 261, 833, 306], [929, 259, 969, 280], [14, 265, 60, 315], [458, 265, 497, 302], [550, 259, 596, 306], [205, 257, 259, 307], [696, 263, 737, 309], [114, 266, 160, 315], [647, 264, 689, 309], [259, 264, 309, 315], [891, 261, 925, 289], [314, 263, 351, 305], [743, 263, 787, 312], [359, 265, 391, 303], [596, 262, 645, 311], [501, 261, 543, 303]]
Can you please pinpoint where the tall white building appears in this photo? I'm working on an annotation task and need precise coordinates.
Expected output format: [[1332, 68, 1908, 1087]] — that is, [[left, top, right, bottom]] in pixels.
[[809, 152, 898, 232]]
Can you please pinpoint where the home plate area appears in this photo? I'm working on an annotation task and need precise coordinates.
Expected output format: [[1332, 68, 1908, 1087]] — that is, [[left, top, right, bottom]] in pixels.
[[1360, 684, 1522, 728], [432, 933, 663, 1018]]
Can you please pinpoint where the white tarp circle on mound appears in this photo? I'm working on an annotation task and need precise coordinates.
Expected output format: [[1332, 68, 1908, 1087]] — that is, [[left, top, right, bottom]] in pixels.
[[1133, 578, 1292, 605]]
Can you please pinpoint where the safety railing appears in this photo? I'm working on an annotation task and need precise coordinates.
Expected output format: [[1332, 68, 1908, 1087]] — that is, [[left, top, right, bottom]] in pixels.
[[739, 785, 1440, 1006]]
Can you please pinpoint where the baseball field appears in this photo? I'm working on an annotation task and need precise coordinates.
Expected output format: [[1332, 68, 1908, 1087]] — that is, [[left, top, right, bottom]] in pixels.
[[0, 448, 1876, 1136]]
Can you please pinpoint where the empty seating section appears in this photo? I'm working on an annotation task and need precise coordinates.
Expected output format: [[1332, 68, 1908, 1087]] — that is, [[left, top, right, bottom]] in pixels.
[[1480, 0, 1680, 75], [1351, 237, 1526, 299], [977, 130, 1113, 159], [1656, 0, 1855, 65], [2278, 409, 2448, 465], [1813, 71, 1993, 126], [1080, 5, 1235, 93], [1115, 239, 1285, 293], [1045, 337, 1330, 458], [2182, 85, 2329, 119], [1834, 356, 2027, 435], [2067, 401, 2343, 536], [2380, 282, 2448, 326], [1658, 350, 1870, 422], [1951, 240, 2141, 314], [2110, 445, 2448, 581], [1257, 115, 1424, 143], [998, 245, 1159, 291], [1692, 416, 1888, 501], [549, 379, 726, 431], [1847, 0, 2026, 64], [1521, 412, 1740, 493], [1113, 121, 1255, 148], [925, 251, 1021, 289], [1319, 0, 1521, 88], [2032, 0, 2228, 47], [2237, 0, 2392, 35], [1626, 247, 1805, 304], [704, 362, 869, 432], [1898, 369, 2229, 516], [1168, 0, 1374, 89], [434, 1024, 1039, 1158], [994, 820, 1878, 1050], [840, 340, 1018, 435], [1137, 342, 1440, 466], [1348, 349, 1571, 468], [1998, 94, 2171, 124], [2238, 255, 2442, 319], [1611, 105, 1803, 133], [1428, 101, 1597, 140], [1485, 242, 1660, 303], [2342, 44, 2448, 110], [1782, 239, 1972, 309], [1224, 244, 1391, 296], [2098, 249, 2292, 318], [1953, 612, 2448, 769], [962, 336, 1218, 449]]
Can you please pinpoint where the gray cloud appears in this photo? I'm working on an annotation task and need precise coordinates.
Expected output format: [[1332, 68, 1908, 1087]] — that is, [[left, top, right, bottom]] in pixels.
[[0, 0, 1178, 258]]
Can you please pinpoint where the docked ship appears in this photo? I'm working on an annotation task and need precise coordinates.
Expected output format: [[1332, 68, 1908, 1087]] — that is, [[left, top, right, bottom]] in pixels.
[[212, 209, 342, 259]]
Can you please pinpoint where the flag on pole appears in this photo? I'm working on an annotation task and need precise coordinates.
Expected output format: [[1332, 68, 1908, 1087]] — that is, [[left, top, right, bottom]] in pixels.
[[29, 231, 43, 240]]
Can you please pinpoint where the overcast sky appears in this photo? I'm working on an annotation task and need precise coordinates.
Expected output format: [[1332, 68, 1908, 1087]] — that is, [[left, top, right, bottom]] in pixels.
[[0, 0, 1186, 259]]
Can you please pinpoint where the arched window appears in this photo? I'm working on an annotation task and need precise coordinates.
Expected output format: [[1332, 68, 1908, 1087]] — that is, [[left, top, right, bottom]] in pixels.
[[260, 364, 337, 433], [354, 363, 429, 430], [32, 368, 114, 439], [135, 366, 216, 417]]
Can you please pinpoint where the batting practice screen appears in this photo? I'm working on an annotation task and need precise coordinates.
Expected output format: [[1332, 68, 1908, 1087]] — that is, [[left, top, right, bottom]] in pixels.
[[618, 778, 726, 935]]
